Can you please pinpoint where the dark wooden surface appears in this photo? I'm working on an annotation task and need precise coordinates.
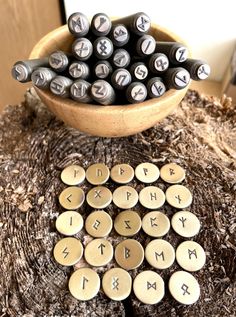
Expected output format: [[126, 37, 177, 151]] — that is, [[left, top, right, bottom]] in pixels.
[[0, 89, 235, 316]]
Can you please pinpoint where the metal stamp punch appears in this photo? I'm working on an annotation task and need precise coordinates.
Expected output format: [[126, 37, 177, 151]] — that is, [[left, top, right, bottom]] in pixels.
[[50, 76, 73, 98], [94, 37, 114, 60], [114, 12, 151, 36], [94, 61, 113, 79], [136, 35, 156, 57], [147, 77, 166, 98], [72, 38, 93, 61], [31, 67, 57, 89], [149, 53, 169, 74], [110, 24, 130, 47], [164, 67, 190, 90], [112, 49, 131, 68], [126, 82, 147, 103], [70, 79, 92, 103], [68, 12, 90, 37], [91, 13, 112, 36], [49, 51, 70, 72], [90, 80, 116, 105], [129, 62, 148, 81], [111, 69, 132, 90], [155, 42, 188, 65], [182, 59, 210, 80], [69, 61, 90, 79], [12, 58, 49, 82]]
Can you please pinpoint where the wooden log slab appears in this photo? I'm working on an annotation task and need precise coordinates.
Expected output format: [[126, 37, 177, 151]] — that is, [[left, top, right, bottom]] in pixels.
[[0, 88, 235, 316]]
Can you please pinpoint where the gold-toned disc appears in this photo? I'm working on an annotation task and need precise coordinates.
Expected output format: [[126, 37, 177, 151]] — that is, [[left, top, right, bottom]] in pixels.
[[85, 163, 110, 185], [171, 211, 201, 238], [53, 237, 83, 266], [59, 186, 85, 210], [114, 210, 141, 237], [165, 185, 192, 209], [139, 186, 165, 209], [110, 164, 134, 184], [160, 163, 185, 184], [55, 211, 84, 236], [68, 268, 100, 300], [102, 268, 132, 300], [85, 210, 112, 238], [168, 271, 200, 305], [86, 186, 112, 209], [84, 238, 113, 267], [135, 162, 160, 183], [145, 239, 175, 269], [133, 270, 165, 304], [142, 211, 170, 237], [112, 186, 138, 209], [176, 241, 206, 272], [115, 239, 144, 270], [61, 165, 85, 185]]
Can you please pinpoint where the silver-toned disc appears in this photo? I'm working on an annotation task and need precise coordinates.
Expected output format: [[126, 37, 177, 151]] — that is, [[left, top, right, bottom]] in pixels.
[[133, 63, 148, 80], [111, 69, 132, 90], [175, 47, 188, 63], [147, 78, 166, 98], [112, 24, 129, 45], [135, 14, 151, 33], [72, 38, 93, 61], [31, 67, 56, 89], [174, 69, 190, 88], [126, 82, 147, 103], [67, 12, 90, 37], [50, 76, 73, 98], [197, 64, 210, 80], [154, 54, 169, 72], [92, 13, 111, 35], [94, 61, 112, 79], [94, 37, 113, 59], [12, 64, 28, 82], [91, 80, 115, 105], [137, 35, 156, 56], [69, 61, 89, 79], [112, 49, 130, 68], [70, 79, 92, 103], [49, 51, 69, 72]]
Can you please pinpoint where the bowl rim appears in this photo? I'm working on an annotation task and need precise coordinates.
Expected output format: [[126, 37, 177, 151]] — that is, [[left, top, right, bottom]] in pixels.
[[29, 23, 191, 111]]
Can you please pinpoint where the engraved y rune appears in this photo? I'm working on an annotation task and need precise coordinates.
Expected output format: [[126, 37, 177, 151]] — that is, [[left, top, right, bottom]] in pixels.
[[179, 216, 187, 227]]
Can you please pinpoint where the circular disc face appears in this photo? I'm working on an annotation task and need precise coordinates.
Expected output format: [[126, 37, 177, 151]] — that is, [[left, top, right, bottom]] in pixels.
[[145, 239, 175, 269], [197, 64, 210, 80], [114, 210, 141, 236], [110, 164, 134, 184], [134, 64, 148, 80], [165, 185, 192, 209], [135, 14, 151, 33], [160, 163, 185, 184], [12, 64, 28, 82], [53, 237, 83, 266], [84, 238, 113, 266], [69, 268, 100, 300], [85, 210, 112, 237], [115, 239, 144, 270], [59, 187, 85, 210], [135, 163, 160, 183], [86, 186, 112, 209], [61, 165, 85, 185], [175, 47, 188, 62], [133, 270, 165, 304], [174, 69, 190, 88], [112, 185, 138, 209], [150, 80, 166, 97], [168, 271, 200, 305], [56, 211, 84, 236], [139, 186, 165, 209], [171, 211, 201, 238], [85, 163, 110, 185], [93, 14, 111, 34], [140, 36, 156, 55], [102, 268, 132, 300], [176, 240, 206, 271], [142, 211, 170, 237]]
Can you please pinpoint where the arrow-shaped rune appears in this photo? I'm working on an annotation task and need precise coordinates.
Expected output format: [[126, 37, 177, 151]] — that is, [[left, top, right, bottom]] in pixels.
[[98, 243, 106, 255]]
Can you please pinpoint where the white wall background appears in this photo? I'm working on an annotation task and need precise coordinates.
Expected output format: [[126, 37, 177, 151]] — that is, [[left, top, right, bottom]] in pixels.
[[64, 0, 236, 81]]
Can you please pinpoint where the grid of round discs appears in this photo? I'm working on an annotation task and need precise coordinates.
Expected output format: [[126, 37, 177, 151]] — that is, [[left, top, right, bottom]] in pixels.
[[12, 12, 211, 105], [53, 162, 205, 305]]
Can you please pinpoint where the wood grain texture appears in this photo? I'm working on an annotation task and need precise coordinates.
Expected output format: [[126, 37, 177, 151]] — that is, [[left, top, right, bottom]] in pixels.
[[0, 0, 62, 111], [0, 88, 235, 316], [29, 23, 190, 137]]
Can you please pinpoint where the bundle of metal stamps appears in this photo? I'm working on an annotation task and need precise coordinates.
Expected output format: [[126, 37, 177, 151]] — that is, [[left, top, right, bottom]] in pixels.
[[12, 12, 211, 105]]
